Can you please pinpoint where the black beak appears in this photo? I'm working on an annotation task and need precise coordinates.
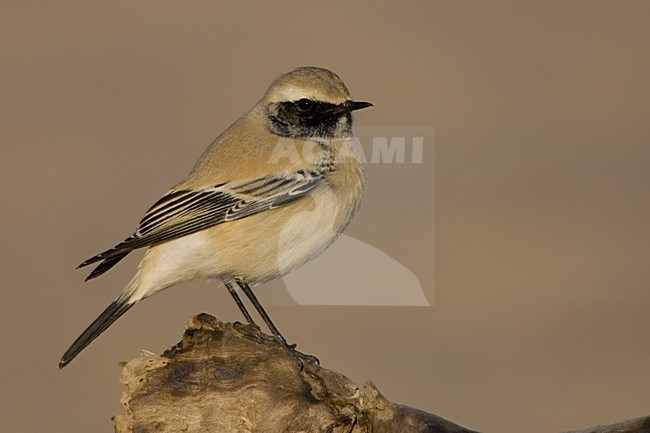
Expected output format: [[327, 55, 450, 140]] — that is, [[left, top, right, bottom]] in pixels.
[[326, 100, 373, 116], [347, 100, 373, 111]]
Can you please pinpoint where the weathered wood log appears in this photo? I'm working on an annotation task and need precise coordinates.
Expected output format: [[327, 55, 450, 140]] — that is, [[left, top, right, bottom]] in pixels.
[[113, 313, 649, 433], [113, 313, 478, 433], [561, 416, 650, 433]]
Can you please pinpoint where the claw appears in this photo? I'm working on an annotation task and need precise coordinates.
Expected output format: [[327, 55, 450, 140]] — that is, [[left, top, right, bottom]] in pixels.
[[283, 341, 320, 366]]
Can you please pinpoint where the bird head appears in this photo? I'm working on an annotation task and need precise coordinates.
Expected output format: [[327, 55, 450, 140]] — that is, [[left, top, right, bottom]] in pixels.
[[261, 67, 372, 139]]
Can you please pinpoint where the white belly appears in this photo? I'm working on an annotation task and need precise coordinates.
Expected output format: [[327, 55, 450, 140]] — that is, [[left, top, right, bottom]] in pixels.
[[273, 186, 346, 278]]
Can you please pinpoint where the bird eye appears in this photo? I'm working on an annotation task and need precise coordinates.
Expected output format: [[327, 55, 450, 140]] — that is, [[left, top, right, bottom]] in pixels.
[[296, 98, 313, 112]]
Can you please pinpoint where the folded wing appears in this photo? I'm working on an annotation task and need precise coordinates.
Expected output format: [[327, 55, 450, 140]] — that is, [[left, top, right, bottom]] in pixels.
[[79, 172, 322, 280]]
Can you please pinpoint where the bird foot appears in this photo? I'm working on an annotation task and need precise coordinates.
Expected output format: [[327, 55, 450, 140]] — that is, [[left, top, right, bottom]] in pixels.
[[284, 342, 320, 367]]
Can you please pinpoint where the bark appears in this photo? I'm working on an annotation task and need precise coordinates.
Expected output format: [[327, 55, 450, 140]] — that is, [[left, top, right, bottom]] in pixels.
[[113, 313, 649, 433]]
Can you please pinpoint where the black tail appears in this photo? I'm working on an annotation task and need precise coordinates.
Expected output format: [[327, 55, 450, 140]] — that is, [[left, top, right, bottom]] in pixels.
[[59, 299, 133, 369]]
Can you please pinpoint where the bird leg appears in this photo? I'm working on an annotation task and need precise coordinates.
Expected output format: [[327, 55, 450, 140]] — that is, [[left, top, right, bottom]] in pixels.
[[236, 280, 320, 365], [224, 280, 257, 327]]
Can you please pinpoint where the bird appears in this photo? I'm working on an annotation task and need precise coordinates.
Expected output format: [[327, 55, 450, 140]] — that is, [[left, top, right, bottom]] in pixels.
[[59, 66, 372, 368]]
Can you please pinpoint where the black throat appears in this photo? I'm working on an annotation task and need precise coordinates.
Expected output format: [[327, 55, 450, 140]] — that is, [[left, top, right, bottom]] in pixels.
[[267, 100, 352, 139]]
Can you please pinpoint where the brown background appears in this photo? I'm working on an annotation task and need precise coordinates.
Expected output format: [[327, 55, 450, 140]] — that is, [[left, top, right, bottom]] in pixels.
[[1, 2, 649, 433]]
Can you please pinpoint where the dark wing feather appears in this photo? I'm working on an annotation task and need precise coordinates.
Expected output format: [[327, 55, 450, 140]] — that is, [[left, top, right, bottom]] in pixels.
[[84, 252, 130, 281], [79, 173, 321, 280]]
